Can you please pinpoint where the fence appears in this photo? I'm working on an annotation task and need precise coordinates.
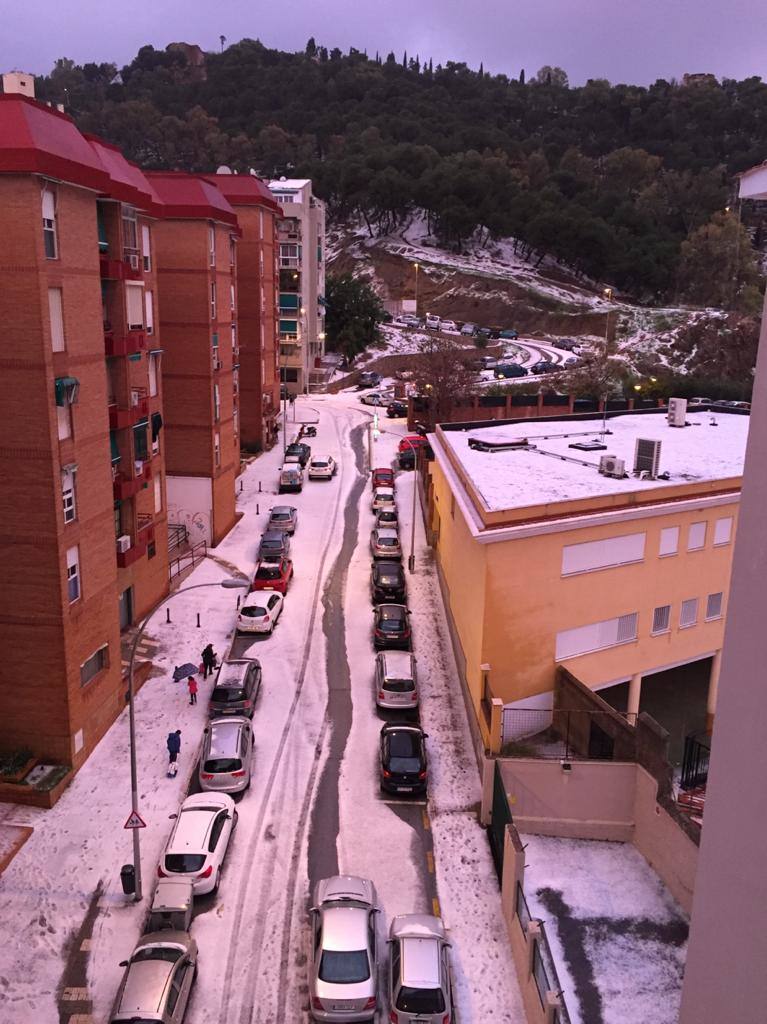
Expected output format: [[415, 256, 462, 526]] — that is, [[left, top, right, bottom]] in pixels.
[[501, 707, 637, 761], [681, 731, 711, 791], [168, 540, 207, 582], [168, 523, 188, 553]]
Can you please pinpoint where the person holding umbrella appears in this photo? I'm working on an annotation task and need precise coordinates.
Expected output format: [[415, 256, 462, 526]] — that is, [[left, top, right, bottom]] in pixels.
[[201, 644, 217, 679]]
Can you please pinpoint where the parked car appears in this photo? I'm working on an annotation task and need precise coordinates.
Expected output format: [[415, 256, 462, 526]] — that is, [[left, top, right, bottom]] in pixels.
[[375, 508, 399, 530], [357, 371, 382, 389], [371, 560, 407, 604], [476, 326, 492, 340], [440, 319, 458, 333], [308, 456, 337, 480], [158, 792, 236, 896], [268, 505, 298, 534], [372, 487, 396, 512], [388, 914, 453, 1023], [371, 527, 402, 561], [530, 360, 557, 374], [209, 658, 262, 718], [199, 717, 253, 794], [309, 875, 379, 1022], [461, 322, 477, 336], [688, 396, 714, 406], [258, 530, 291, 563], [553, 337, 578, 350], [251, 557, 293, 595], [398, 435, 429, 470], [372, 467, 395, 490], [283, 452, 302, 465], [375, 650, 418, 710], [373, 603, 411, 650], [111, 931, 197, 1024], [387, 400, 408, 418], [727, 400, 751, 410], [500, 328, 519, 339], [237, 592, 284, 635], [360, 390, 392, 407], [285, 442, 311, 467], [425, 313, 441, 330], [494, 363, 528, 379], [278, 465, 304, 494], [379, 723, 427, 794]]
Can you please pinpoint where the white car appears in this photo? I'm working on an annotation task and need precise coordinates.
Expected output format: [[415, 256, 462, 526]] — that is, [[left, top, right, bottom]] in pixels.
[[360, 390, 393, 407], [372, 487, 396, 512], [440, 319, 458, 333], [158, 792, 236, 896], [237, 591, 284, 634], [308, 455, 337, 480], [425, 314, 441, 330]]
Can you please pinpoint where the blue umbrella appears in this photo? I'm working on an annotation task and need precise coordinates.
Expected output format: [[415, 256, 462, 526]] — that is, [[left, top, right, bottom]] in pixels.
[[173, 663, 199, 681]]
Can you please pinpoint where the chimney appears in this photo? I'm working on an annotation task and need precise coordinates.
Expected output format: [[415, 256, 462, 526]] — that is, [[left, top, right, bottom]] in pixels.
[[2, 71, 35, 98]]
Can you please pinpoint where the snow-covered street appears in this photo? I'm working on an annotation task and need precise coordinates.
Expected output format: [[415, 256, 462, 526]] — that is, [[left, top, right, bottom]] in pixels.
[[0, 392, 524, 1023]]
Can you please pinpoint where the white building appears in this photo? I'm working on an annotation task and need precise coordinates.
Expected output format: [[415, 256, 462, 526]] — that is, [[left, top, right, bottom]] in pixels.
[[268, 178, 326, 393]]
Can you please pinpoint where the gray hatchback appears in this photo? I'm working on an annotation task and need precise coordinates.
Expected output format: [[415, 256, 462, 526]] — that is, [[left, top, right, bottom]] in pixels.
[[111, 930, 197, 1024], [208, 658, 262, 718], [388, 914, 453, 1024], [198, 717, 253, 793]]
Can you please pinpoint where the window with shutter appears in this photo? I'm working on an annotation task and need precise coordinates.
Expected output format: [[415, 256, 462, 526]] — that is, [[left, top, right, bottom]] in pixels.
[[210, 282, 216, 319], [145, 291, 154, 336], [42, 185, 57, 258], [687, 522, 707, 551], [48, 288, 65, 351], [651, 605, 671, 634], [154, 474, 162, 513], [214, 431, 221, 467], [680, 598, 698, 628], [66, 546, 80, 603], [208, 225, 216, 267], [561, 533, 645, 575], [61, 467, 77, 523], [141, 224, 151, 270], [555, 612, 638, 660], [659, 526, 679, 556], [713, 517, 733, 545], [706, 593, 723, 620], [126, 284, 144, 330]]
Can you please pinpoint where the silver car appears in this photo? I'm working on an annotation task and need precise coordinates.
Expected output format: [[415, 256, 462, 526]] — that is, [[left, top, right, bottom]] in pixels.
[[268, 505, 298, 534], [371, 527, 402, 560], [388, 915, 453, 1024], [258, 530, 291, 563], [310, 875, 379, 1021], [375, 650, 418, 710], [375, 508, 399, 530], [111, 930, 197, 1024], [198, 717, 253, 793], [371, 487, 395, 512]]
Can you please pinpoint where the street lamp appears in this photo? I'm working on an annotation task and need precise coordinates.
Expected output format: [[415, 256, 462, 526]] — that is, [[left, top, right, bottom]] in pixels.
[[413, 262, 419, 317], [126, 576, 250, 901], [392, 434, 420, 573]]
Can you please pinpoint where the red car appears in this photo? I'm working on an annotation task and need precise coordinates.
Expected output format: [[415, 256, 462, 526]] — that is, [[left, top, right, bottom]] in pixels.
[[372, 467, 395, 490], [251, 557, 293, 595]]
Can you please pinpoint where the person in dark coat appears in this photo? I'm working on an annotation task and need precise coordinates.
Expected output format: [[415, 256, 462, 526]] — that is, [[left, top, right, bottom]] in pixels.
[[167, 730, 181, 763], [201, 644, 217, 679], [187, 676, 198, 705]]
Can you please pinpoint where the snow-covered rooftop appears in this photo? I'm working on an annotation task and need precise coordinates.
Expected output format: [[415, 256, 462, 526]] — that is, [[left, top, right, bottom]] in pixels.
[[268, 178, 311, 190], [441, 410, 749, 513]]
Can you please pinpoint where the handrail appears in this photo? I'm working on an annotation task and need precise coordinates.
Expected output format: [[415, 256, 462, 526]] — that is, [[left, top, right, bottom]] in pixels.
[[168, 540, 207, 581]]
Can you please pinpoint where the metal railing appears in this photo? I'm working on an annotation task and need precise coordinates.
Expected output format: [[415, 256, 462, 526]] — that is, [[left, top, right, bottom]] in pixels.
[[501, 707, 637, 761], [537, 921, 571, 1024], [168, 540, 207, 581], [168, 523, 188, 553]]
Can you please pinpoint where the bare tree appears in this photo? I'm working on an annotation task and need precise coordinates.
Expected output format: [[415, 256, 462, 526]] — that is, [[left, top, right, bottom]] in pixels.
[[412, 334, 478, 422]]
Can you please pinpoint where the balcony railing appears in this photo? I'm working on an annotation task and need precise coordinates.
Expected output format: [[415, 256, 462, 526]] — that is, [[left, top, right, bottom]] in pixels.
[[113, 462, 152, 500], [100, 256, 143, 281], [104, 328, 147, 357], [279, 257, 300, 269], [116, 536, 148, 568], [109, 395, 149, 430]]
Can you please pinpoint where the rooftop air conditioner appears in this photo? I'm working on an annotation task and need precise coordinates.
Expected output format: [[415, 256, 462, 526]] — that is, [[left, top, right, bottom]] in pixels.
[[667, 397, 688, 428], [634, 438, 662, 478], [116, 535, 132, 554], [598, 455, 626, 478]]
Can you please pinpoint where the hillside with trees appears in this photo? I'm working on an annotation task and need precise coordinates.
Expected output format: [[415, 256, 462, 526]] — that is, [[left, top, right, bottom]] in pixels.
[[34, 39, 766, 307]]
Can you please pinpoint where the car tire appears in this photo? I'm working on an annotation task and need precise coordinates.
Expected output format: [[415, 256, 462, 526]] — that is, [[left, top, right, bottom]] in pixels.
[[212, 870, 221, 896]]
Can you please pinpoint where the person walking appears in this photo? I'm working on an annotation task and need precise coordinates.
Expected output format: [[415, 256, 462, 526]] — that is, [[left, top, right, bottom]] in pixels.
[[166, 730, 181, 772], [187, 676, 198, 705], [201, 643, 217, 679]]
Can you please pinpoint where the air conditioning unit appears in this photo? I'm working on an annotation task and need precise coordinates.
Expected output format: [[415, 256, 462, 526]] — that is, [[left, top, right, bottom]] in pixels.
[[127, 253, 140, 270], [116, 535, 132, 554], [134, 460, 144, 475], [634, 438, 662, 478], [667, 397, 688, 428], [599, 455, 626, 478]]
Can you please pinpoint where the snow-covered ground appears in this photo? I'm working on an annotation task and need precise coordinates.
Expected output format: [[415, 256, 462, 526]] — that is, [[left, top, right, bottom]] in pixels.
[[521, 834, 688, 1024]]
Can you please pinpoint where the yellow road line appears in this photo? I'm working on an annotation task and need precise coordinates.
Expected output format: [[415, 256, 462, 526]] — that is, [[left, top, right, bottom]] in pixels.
[[426, 851, 434, 873], [422, 809, 430, 831], [431, 897, 441, 917]]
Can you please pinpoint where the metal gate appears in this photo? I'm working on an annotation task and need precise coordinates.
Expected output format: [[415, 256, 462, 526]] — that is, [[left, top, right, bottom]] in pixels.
[[487, 760, 512, 882], [681, 732, 711, 790]]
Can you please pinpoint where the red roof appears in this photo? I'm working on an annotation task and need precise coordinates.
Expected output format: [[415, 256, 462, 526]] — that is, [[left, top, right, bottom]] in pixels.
[[0, 94, 110, 193], [201, 172, 282, 215], [146, 172, 239, 228], [84, 135, 161, 215]]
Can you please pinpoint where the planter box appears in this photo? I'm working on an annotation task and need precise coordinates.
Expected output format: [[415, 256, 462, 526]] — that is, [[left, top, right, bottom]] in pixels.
[[0, 766, 73, 808]]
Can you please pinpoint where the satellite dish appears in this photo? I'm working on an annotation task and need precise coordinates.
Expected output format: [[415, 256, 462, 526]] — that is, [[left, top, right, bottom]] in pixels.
[[216, 165, 232, 174]]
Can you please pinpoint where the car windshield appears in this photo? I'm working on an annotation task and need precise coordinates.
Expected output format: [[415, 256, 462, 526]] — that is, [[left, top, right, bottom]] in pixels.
[[211, 686, 247, 703], [256, 566, 281, 579], [312, 461, 328, 468], [241, 606, 267, 617], [397, 986, 445, 1013], [379, 574, 400, 586], [388, 732, 420, 770], [378, 537, 397, 547], [131, 946, 183, 964], [383, 678, 415, 692], [261, 539, 282, 550], [204, 757, 242, 774], [164, 853, 206, 873], [379, 616, 404, 632], [318, 949, 370, 985]]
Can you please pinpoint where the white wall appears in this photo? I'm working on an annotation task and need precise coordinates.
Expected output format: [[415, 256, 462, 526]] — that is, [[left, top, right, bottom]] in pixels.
[[166, 476, 212, 546]]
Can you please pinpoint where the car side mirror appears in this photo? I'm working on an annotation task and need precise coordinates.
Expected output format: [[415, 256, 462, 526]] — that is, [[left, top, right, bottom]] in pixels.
[[169, 813, 178, 819], [119, 960, 129, 967], [423, 733, 429, 739], [309, 906, 318, 915]]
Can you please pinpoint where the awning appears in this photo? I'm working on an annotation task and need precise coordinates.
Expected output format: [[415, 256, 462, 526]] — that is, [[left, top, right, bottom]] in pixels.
[[133, 418, 149, 430], [151, 412, 163, 440], [149, 348, 164, 355], [128, 353, 142, 362], [55, 377, 79, 406], [280, 319, 298, 333]]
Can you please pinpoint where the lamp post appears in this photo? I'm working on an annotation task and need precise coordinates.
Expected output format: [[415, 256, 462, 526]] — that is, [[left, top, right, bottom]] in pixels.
[[600, 287, 614, 438], [388, 433, 419, 573], [126, 576, 250, 902], [413, 262, 419, 317]]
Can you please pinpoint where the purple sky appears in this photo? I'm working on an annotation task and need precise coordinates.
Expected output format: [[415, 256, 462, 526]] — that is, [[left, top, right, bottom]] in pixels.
[[2, 0, 765, 86]]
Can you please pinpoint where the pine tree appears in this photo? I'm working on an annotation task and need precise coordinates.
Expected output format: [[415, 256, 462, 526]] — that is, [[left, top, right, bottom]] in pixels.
[[402, 51, 408, 68], [520, 68, 525, 84]]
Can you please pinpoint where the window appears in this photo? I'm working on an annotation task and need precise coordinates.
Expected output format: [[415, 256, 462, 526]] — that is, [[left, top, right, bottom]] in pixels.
[[126, 284, 144, 331], [555, 612, 638, 660], [66, 545, 80, 603], [562, 533, 646, 576], [210, 281, 217, 319], [233, 407, 239, 436], [214, 431, 221, 467], [260, 249, 264, 277], [213, 384, 220, 422], [231, 324, 237, 351], [261, 284, 266, 314], [141, 224, 151, 270], [154, 474, 162, 513], [151, 411, 162, 454], [80, 645, 108, 686], [230, 283, 236, 311], [280, 292, 300, 310], [659, 526, 679, 556], [48, 288, 65, 351], [133, 423, 148, 462], [145, 291, 154, 336], [122, 207, 138, 253], [714, 517, 733, 545], [55, 377, 79, 440], [229, 235, 236, 266], [258, 210, 264, 236], [680, 598, 698, 628], [42, 184, 57, 259], [706, 592, 723, 620], [651, 605, 671, 635], [148, 353, 159, 397], [688, 522, 707, 551], [62, 466, 77, 523], [208, 224, 216, 267], [279, 243, 300, 268]]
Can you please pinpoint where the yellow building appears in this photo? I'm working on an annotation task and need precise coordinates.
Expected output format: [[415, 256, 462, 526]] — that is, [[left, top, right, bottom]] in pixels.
[[427, 406, 749, 752]]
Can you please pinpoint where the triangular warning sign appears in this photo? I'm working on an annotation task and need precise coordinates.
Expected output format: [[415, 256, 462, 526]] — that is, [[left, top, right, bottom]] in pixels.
[[124, 810, 147, 829]]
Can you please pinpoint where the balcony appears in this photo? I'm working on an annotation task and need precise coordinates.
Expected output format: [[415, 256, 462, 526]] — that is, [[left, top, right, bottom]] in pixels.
[[104, 328, 147, 357], [116, 536, 148, 568], [99, 256, 143, 281], [109, 395, 149, 429], [113, 462, 152, 500]]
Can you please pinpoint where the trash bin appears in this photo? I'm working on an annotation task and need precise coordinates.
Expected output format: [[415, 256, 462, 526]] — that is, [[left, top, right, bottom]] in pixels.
[[146, 877, 193, 933], [120, 864, 136, 896]]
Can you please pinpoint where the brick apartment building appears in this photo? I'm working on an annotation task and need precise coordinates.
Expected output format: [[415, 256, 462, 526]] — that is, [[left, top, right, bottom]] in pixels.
[[147, 173, 241, 546], [202, 173, 282, 452]]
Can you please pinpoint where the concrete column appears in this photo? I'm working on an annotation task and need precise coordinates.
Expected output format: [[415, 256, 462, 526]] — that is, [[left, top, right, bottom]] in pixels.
[[627, 672, 642, 720], [706, 649, 722, 733]]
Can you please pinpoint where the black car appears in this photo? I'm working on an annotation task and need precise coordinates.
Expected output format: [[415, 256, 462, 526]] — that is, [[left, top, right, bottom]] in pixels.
[[530, 360, 557, 374], [285, 442, 311, 467], [387, 400, 408, 418], [372, 603, 411, 650], [495, 363, 528, 379], [371, 561, 407, 604], [357, 371, 382, 390], [380, 723, 428, 795]]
